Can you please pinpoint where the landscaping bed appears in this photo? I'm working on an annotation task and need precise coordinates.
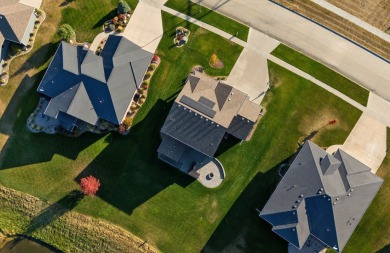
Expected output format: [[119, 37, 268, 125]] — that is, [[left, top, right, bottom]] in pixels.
[[0, 12, 365, 253]]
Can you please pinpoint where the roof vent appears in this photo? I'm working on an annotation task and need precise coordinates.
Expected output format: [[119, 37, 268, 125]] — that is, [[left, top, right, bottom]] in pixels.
[[350, 189, 354, 192], [347, 193, 351, 197], [228, 98, 231, 101], [299, 194, 304, 198], [336, 197, 339, 201], [333, 202, 336, 205], [292, 205, 297, 209]]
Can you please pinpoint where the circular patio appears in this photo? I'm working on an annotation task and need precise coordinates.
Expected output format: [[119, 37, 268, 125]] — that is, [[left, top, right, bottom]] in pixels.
[[194, 158, 225, 188]]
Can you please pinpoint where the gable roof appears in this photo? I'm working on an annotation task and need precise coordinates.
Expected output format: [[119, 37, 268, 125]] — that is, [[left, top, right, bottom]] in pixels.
[[260, 141, 383, 252], [37, 35, 153, 125], [0, 0, 35, 45]]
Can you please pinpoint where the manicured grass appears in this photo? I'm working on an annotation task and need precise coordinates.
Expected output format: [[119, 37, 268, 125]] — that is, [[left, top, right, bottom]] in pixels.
[[271, 44, 370, 106], [0, 12, 243, 253], [342, 127, 390, 253], [0, 7, 366, 253], [165, 0, 249, 41], [60, 0, 138, 43], [202, 61, 362, 252]]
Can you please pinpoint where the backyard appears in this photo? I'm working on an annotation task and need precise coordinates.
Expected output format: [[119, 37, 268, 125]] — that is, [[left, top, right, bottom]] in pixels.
[[0, 1, 387, 253]]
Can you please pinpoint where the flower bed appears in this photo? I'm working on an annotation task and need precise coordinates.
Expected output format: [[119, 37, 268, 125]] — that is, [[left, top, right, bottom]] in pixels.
[[174, 27, 190, 47], [103, 13, 131, 33], [118, 55, 161, 134]]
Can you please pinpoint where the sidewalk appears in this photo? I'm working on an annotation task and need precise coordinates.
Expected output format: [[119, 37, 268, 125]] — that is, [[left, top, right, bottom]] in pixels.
[[310, 0, 390, 43], [163, 6, 390, 127]]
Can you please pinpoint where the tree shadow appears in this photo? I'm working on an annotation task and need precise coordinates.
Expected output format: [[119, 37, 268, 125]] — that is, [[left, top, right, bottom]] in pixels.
[[377, 245, 390, 253], [201, 154, 297, 253], [25, 190, 84, 235], [74, 99, 195, 215], [11, 41, 59, 78], [92, 9, 117, 29], [59, 0, 76, 7]]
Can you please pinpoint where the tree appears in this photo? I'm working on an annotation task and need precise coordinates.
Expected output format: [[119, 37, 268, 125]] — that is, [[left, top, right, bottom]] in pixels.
[[57, 24, 75, 42], [118, 0, 131, 14], [79, 176, 100, 196]]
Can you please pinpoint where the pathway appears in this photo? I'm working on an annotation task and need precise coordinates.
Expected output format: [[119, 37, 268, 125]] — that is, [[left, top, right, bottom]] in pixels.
[[311, 0, 390, 43], [89, 31, 116, 52], [122, 0, 164, 54], [164, 5, 389, 172], [192, 0, 390, 103]]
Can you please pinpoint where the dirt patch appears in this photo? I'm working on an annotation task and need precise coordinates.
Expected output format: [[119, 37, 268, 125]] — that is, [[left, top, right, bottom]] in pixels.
[[325, 0, 390, 34], [272, 0, 390, 60]]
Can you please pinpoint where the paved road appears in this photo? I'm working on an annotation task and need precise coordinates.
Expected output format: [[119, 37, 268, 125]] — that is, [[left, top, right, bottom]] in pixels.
[[195, 0, 390, 102]]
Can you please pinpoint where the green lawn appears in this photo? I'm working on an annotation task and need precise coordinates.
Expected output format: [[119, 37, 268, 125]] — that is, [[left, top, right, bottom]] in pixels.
[[165, 0, 249, 41], [0, 8, 370, 253], [271, 44, 370, 106], [60, 0, 138, 43]]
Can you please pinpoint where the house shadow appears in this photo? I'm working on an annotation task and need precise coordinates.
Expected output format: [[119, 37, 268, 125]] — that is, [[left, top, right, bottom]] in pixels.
[[92, 9, 117, 29], [74, 99, 195, 215], [11, 41, 59, 78], [377, 245, 390, 253], [201, 155, 297, 253], [25, 190, 84, 235], [0, 72, 108, 170]]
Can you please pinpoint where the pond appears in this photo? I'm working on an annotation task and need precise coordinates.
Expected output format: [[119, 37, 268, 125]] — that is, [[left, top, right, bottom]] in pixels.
[[0, 238, 58, 253]]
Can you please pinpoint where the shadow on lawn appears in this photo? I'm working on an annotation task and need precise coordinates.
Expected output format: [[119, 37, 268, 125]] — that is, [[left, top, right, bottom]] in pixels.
[[74, 99, 195, 214], [201, 156, 297, 253], [0, 71, 106, 170], [377, 245, 390, 253], [12, 41, 59, 78], [25, 190, 84, 235], [92, 9, 117, 29]]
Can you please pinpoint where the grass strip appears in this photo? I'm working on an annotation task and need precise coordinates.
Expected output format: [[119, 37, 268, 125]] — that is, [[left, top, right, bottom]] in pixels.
[[271, 44, 369, 106], [165, 0, 249, 41]]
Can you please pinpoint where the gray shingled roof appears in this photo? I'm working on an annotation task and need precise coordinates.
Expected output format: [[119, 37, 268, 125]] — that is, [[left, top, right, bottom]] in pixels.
[[0, 0, 35, 45], [160, 103, 226, 157], [260, 141, 383, 252], [37, 35, 153, 127]]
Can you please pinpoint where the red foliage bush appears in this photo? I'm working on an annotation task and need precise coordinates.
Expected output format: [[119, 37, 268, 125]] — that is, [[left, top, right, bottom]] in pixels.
[[152, 54, 160, 63], [328, 119, 337, 125], [80, 176, 100, 196]]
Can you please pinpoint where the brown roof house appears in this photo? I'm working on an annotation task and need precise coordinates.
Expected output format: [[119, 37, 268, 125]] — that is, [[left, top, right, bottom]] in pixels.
[[260, 141, 383, 252], [158, 70, 262, 176], [0, 0, 40, 73]]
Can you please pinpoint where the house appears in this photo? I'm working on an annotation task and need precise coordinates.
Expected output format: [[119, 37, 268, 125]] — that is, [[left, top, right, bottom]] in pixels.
[[36, 34, 153, 132], [0, 0, 39, 73], [158, 70, 262, 175], [260, 141, 383, 252]]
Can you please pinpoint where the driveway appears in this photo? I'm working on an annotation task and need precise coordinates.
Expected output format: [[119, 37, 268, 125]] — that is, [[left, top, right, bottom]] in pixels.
[[122, 0, 164, 54], [20, 0, 42, 9], [227, 29, 279, 104], [340, 113, 387, 173], [196, 0, 390, 102]]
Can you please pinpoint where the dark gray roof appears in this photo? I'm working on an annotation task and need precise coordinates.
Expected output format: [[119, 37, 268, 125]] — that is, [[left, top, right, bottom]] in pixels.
[[37, 35, 153, 126], [227, 116, 255, 140], [160, 103, 226, 157], [260, 141, 383, 252]]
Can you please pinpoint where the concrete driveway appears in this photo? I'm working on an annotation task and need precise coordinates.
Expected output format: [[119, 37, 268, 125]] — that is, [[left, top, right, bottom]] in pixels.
[[197, 0, 390, 102], [227, 29, 279, 104], [122, 0, 164, 54], [341, 113, 387, 173], [20, 0, 42, 9]]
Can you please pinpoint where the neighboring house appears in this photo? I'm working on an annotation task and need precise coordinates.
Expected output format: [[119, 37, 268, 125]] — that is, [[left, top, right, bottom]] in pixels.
[[260, 141, 383, 252], [36, 34, 153, 132], [158, 70, 262, 174], [0, 0, 39, 73]]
